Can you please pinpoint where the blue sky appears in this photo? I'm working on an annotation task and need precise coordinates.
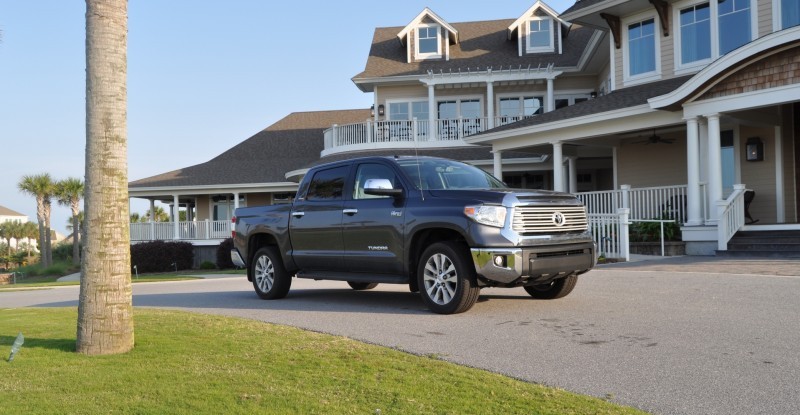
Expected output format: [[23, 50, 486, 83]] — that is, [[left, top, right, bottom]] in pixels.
[[0, 0, 573, 233]]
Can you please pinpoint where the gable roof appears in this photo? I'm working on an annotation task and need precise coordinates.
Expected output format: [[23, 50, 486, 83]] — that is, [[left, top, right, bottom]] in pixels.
[[507, 1, 571, 40], [0, 205, 26, 218], [354, 19, 596, 84], [397, 7, 459, 45], [129, 109, 371, 189]]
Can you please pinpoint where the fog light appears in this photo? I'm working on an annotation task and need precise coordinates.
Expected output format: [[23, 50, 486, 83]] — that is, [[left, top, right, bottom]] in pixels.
[[493, 255, 506, 268]]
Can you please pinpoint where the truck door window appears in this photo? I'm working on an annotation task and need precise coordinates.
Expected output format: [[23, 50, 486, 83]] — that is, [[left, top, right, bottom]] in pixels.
[[354, 163, 397, 199], [306, 166, 349, 201]]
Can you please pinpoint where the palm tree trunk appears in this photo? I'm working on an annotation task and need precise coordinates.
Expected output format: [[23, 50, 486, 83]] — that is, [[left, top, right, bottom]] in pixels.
[[77, 0, 134, 355], [36, 198, 47, 267], [44, 201, 53, 267], [72, 203, 81, 266]]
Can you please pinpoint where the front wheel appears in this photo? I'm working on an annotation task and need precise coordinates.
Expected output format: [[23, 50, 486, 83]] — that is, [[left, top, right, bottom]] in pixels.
[[251, 247, 292, 300], [347, 282, 378, 290], [417, 242, 480, 314], [524, 274, 578, 299]]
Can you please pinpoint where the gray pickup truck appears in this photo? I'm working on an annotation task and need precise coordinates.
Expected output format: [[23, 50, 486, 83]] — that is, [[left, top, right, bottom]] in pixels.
[[231, 156, 595, 314]]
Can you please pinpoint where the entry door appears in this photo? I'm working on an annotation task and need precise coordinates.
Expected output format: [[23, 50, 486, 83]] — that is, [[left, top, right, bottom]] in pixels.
[[341, 162, 406, 275], [289, 165, 349, 271]]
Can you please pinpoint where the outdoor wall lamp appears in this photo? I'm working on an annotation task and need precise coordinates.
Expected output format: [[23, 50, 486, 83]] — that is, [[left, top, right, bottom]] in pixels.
[[746, 137, 764, 161], [370, 104, 375, 117], [378, 104, 385, 117]]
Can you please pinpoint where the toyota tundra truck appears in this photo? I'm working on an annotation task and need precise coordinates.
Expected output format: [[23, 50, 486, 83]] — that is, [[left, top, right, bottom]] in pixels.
[[231, 156, 596, 314]]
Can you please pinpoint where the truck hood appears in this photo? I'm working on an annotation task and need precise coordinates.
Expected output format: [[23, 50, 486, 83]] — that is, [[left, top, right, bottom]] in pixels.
[[426, 188, 583, 207]]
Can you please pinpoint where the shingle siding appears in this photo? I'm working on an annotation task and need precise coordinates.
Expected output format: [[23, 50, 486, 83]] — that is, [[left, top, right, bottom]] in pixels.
[[700, 46, 800, 100]]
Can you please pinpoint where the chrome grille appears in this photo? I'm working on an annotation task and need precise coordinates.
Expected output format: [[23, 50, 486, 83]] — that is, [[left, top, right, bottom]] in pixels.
[[512, 206, 588, 234]]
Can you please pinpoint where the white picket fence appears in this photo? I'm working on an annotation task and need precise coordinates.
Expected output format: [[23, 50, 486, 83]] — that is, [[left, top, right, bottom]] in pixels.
[[130, 220, 230, 241], [587, 209, 630, 261]]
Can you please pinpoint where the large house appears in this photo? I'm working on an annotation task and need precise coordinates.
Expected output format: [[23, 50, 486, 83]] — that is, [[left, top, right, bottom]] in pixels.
[[129, 0, 800, 258]]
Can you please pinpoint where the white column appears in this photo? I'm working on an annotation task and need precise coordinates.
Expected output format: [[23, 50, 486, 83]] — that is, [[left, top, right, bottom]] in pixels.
[[775, 125, 785, 223], [173, 194, 180, 240], [706, 114, 723, 222], [428, 84, 437, 140], [546, 78, 555, 113], [492, 150, 502, 179], [552, 141, 564, 192], [487, 81, 495, 129], [149, 199, 155, 222], [233, 192, 240, 210], [612, 146, 619, 189], [685, 117, 703, 226], [568, 157, 578, 194]]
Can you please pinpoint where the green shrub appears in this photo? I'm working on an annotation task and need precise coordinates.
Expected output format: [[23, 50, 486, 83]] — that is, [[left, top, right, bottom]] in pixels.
[[630, 218, 682, 242], [52, 243, 77, 262], [199, 261, 216, 270], [130, 241, 194, 273], [216, 238, 235, 269]]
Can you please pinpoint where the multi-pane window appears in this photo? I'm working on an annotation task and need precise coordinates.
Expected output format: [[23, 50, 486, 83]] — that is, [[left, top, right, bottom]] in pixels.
[[389, 102, 409, 120], [417, 26, 439, 55], [527, 18, 552, 50], [680, 3, 711, 64], [718, 0, 751, 54], [628, 19, 656, 76], [388, 101, 428, 121], [783, 0, 800, 28]]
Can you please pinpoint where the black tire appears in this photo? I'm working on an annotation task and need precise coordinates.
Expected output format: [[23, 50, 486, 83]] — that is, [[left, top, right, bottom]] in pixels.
[[524, 274, 578, 299], [347, 282, 378, 290], [417, 241, 480, 314], [251, 247, 291, 300]]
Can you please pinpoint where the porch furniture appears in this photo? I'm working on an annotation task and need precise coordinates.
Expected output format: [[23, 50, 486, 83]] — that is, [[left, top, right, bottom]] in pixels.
[[744, 189, 758, 224]]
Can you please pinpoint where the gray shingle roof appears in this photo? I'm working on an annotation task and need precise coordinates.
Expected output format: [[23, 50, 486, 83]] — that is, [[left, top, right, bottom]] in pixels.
[[353, 19, 596, 80], [308, 147, 541, 170], [561, 0, 611, 18], [475, 75, 692, 136], [129, 109, 371, 188]]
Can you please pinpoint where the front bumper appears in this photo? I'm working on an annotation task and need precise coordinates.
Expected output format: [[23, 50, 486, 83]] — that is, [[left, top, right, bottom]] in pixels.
[[230, 249, 246, 268], [471, 242, 596, 285]]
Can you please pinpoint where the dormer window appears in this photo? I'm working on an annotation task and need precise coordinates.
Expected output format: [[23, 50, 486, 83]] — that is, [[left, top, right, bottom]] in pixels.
[[416, 25, 442, 59], [527, 17, 554, 53]]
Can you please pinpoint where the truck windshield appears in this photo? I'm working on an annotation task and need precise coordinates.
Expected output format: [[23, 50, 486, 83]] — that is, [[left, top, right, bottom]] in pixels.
[[396, 159, 507, 190]]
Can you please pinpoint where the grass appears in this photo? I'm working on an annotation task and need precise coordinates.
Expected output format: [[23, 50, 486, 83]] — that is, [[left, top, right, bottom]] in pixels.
[[0, 274, 201, 290], [0, 308, 649, 415]]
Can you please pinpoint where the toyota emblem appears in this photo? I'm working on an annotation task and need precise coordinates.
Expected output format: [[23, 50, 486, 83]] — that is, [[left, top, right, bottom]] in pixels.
[[552, 211, 566, 227]]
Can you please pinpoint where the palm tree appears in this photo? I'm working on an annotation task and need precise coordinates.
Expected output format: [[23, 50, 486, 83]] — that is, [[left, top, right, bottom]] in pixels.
[[0, 222, 9, 255], [145, 206, 169, 222], [21, 221, 39, 262], [129, 212, 142, 223], [18, 173, 55, 267], [56, 178, 85, 265], [5, 220, 25, 254], [77, 0, 134, 355]]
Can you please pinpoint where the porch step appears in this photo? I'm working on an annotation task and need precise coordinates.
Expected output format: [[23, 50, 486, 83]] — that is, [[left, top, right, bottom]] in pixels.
[[717, 230, 800, 258]]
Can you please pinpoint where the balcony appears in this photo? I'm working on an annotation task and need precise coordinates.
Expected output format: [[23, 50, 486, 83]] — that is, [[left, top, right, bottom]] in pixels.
[[322, 117, 528, 156]]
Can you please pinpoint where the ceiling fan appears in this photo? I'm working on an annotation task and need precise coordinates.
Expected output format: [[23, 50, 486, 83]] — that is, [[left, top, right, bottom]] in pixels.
[[633, 129, 675, 145]]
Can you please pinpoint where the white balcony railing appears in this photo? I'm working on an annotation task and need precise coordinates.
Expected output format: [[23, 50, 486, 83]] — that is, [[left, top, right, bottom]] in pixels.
[[717, 184, 747, 251], [130, 220, 231, 242], [324, 117, 490, 152]]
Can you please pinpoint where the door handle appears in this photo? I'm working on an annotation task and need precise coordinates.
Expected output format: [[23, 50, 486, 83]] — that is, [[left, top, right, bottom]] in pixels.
[[342, 209, 358, 215], [291, 211, 305, 218]]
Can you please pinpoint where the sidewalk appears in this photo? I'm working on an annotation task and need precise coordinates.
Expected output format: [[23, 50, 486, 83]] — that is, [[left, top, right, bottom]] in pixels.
[[598, 255, 800, 276]]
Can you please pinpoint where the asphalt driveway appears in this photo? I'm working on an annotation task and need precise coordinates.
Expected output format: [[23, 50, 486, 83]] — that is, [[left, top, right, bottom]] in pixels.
[[3, 257, 799, 415]]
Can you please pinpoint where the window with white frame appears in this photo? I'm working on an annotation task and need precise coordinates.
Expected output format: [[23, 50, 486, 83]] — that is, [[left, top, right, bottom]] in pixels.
[[554, 94, 592, 110], [497, 96, 543, 125], [627, 18, 657, 77], [674, 0, 755, 72], [718, 0, 751, 54], [416, 25, 441, 58], [679, 3, 711, 65], [527, 18, 554, 52], [388, 101, 428, 121], [781, 0, 800, 28]]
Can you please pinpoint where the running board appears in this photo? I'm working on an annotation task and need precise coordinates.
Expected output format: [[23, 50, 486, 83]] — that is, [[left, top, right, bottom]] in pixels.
[[295, 271, 408, 284]]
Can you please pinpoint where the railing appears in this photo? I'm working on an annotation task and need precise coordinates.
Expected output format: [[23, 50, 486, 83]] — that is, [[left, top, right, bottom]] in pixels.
[[324, 117, 489, 151], [576, 189, 622, 215], [578, 185, 689, 222], [588, 209, 630, 261], [717, 184, 747, 251], [130, 220, 231, 242]]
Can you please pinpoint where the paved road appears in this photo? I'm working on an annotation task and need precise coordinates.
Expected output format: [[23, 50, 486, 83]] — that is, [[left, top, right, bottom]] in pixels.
[[3, 260, 800, 415]]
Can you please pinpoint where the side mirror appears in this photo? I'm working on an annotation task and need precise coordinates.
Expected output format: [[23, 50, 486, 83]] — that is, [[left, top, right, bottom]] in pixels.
[[363, 178, 403, 197]]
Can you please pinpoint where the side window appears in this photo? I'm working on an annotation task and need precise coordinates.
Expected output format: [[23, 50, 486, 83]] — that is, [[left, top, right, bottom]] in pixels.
[[353, 163, 397, 200], [306, 166, 349, 201]]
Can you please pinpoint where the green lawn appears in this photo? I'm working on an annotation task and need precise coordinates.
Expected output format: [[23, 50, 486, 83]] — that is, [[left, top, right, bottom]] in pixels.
[[0, 308, 648, 415], [0, 274, 201, 290]]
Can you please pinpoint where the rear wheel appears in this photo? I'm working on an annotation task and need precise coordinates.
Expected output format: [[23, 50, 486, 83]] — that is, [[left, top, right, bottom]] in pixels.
[[524, 274, 578, 299], [347, 282, 378, 290], [417, 242, 480, 314], [251, 247, 291, 300]]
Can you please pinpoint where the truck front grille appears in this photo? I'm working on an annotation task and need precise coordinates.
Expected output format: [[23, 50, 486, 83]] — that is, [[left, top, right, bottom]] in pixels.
[[512, 206, 588, 234]]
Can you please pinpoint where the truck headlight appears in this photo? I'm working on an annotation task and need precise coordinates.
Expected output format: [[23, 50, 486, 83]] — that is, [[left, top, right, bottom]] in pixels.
[[464, 205, 507, 228]]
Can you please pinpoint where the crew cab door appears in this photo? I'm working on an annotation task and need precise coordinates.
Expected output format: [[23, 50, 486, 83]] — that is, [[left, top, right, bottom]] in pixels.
[[289, 165, 350, 271], [342, 162, 406, 275]]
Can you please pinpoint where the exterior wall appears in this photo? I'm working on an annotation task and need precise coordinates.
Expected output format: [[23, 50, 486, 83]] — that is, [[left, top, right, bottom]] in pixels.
[[196, 195, 210, 221], [616, 135, 688, 188], [659, 24, 675, 79], [247, 193, 271, 207], [783, 104, 798, 222], [758, 0, 774, 37], [614, 46, 623, 89], [740, 125, 778, 223], [700, 47, 800, 100]]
